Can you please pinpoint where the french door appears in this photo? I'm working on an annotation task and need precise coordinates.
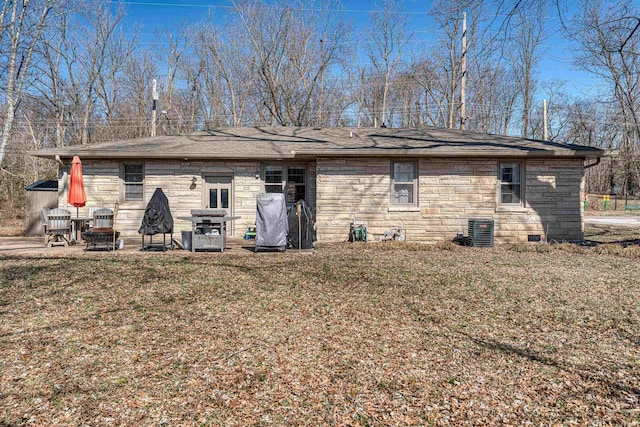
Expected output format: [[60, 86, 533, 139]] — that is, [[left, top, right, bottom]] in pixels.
[[204, 175, 233, 234]]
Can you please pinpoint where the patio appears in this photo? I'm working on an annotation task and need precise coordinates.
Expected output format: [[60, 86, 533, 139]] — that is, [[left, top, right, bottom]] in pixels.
[[0, 236, 299, 257]]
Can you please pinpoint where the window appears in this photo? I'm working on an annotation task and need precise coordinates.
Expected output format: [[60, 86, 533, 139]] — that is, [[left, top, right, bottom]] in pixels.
[[499, 162, 522, 204], [263, 164, 306, 203], [264, 166, 284, 194], [286, 167, 306, 203], [392, 161, 417, 205], [123, 164, 144, 201]]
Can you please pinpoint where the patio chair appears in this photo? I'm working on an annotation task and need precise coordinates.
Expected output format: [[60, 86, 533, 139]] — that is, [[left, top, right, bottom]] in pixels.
[[92, 208, 114, 229], [82, 208, 119, 251], [41, 207, 51, 243], [87, 206, 101, 228], [45, 208, 71, 247]]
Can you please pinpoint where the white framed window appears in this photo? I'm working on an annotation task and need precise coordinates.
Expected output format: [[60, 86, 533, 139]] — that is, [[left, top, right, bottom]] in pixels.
[[499, 162, 523, 205], [264, 165, 284, 194], [391, 161, 417, 206], [263, 164, 307, 204], [123, 163, 144, 202]]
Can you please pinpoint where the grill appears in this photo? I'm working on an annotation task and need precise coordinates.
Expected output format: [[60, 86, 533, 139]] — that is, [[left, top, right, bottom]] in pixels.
[[178, 209, 240, 252], [82, 228, 120, 251], [139, 188, 174, 251]]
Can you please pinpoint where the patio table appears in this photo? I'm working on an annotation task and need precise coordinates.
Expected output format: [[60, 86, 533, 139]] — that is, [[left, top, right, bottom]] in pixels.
[[70, 216, 91, 244]]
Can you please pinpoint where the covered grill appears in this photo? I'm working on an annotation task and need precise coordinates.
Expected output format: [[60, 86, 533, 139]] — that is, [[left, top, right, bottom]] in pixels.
[[178, 209, 240, 252], [255, 193, 288, 252], [139, 188, 174, 251]]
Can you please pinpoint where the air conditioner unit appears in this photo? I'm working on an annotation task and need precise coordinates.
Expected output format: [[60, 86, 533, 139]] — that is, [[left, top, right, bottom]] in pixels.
[[468, 219, 494, 247]]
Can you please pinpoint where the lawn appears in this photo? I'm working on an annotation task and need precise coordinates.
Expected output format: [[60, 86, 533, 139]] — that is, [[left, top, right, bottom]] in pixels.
[[584, 222, 640, 246], [1, 241, 639, 426]]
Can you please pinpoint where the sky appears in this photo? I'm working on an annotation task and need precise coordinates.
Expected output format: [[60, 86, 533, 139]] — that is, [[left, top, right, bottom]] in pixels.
[[115, 0, 603, 100]]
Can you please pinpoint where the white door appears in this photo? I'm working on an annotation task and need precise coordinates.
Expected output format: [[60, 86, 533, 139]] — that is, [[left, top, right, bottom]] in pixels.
[[205, 175, 233, 234]]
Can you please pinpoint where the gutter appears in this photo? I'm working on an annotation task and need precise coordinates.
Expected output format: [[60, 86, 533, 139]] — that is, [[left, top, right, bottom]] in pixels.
[[29, 151, 298, 161], [293, 149, 605, 160], [30, 150, 605, 161]]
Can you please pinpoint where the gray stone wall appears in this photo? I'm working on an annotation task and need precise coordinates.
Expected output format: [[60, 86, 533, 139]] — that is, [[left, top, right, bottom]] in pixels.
[[315, 157, 585, 243], [58, 160, 263, 239], [58, 157, 584, 244]]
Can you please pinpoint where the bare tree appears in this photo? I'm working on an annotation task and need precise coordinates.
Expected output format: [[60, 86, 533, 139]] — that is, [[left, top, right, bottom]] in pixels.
[[466, 60, 519, 134], [365, 0, 411, 127], [155, 27, 189, 128], [571, 0, 640, 195], [95, 27, 136, 126], [509, 1, 546, 138], [416, 1, 489, 129], [0, 0, 57, 168], [34, 2, 134, 146], [390, 69, 423, 127], [232, 0, 350, 126], [111, 50, 157, 139], [34, 9, 73, 148], [75, 3, 129, 144], [194, 18, 249, 127]]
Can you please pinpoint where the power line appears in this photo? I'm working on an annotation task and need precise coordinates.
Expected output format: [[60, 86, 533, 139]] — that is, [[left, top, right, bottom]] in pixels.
[[5, 109, 636, 129], [100, 0, 430, 15]]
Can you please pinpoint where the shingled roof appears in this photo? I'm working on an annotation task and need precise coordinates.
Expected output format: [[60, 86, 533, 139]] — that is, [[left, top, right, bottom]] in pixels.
[[30, 126, 604, 161]]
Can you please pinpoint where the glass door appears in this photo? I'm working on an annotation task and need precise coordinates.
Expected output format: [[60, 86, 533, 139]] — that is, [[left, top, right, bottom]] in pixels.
[[205, 175, 233, 234]]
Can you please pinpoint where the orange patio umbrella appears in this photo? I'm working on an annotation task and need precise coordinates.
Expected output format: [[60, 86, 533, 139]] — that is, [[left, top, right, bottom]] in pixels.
[[68, 155, 87, 217]]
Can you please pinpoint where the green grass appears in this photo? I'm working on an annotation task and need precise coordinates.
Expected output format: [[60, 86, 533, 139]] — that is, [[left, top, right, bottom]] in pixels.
[[1, 243, 639, 426]]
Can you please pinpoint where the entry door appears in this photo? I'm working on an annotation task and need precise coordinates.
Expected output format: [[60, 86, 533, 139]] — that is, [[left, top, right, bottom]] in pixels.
[[205, 175, 233, 233]]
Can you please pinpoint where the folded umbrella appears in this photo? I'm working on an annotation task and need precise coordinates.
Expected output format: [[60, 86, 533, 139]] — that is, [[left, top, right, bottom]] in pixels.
[[68, 155, 87, 217]]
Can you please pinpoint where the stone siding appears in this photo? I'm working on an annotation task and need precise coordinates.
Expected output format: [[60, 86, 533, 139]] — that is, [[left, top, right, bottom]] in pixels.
[[58, 157, 584, 244], [315, 158, 584, 243], [58, 160, 265, 239]]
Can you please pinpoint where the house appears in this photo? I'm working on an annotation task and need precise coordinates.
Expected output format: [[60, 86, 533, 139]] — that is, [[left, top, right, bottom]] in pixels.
[[31, 126, 604, 244]]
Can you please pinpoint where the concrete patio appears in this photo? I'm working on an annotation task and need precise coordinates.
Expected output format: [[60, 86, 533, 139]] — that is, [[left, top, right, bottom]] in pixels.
[[0, 236, 299, 257]]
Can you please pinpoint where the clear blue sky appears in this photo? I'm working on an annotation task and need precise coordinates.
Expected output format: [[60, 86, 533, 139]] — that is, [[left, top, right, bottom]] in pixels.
[[117, 0, 601, 99]]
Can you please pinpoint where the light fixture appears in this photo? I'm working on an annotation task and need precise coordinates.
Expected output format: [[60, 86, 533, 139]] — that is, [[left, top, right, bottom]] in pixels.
[[191, 176, 198, 184]]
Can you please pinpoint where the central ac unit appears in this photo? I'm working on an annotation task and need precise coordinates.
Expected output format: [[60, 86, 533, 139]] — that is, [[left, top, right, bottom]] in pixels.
[[468, 219, 494, 247]]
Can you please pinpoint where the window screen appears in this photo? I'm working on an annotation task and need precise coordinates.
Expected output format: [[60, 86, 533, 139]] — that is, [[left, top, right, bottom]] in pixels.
[[500, 163, 522, 204], [124, 164, 144, 201], [392, 162, 416, 205]]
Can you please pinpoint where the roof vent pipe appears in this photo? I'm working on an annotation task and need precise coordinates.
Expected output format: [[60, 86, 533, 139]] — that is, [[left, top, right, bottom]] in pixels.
[[350, 131, 353, 138]]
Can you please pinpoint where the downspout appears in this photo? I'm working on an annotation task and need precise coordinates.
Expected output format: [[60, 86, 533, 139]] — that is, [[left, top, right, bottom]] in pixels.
[[584, 158, 601, 169], [55, 155, 68, 209]]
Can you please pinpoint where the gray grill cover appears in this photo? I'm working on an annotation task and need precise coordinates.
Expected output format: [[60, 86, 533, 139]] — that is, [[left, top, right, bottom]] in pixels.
[[256, 193, 288, 248]]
